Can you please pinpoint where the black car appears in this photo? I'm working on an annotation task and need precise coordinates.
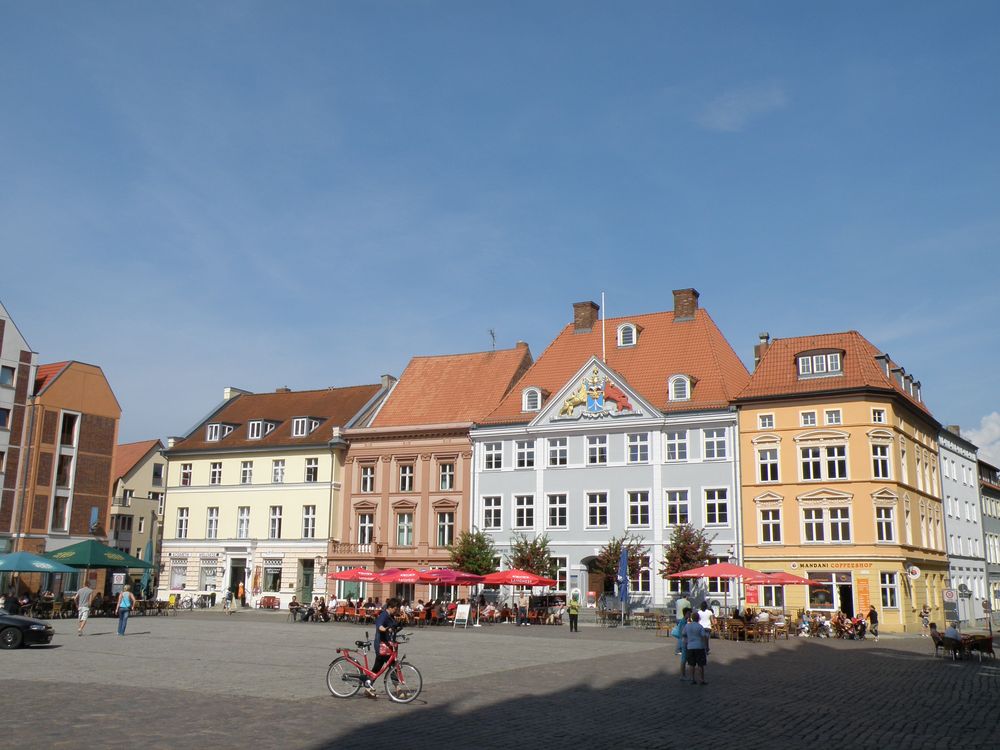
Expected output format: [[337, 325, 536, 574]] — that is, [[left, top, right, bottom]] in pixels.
[[0, 614, 55, 649]]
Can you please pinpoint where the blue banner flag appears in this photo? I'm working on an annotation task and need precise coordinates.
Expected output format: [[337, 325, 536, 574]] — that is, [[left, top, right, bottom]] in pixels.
[[616, 548, 629, 603]]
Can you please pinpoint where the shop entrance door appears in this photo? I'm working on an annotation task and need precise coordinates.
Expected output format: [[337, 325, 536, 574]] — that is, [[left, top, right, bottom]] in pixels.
[[298, 559, 314, 603], [230, 559, 246, 603], [838, 582, 855, 617]]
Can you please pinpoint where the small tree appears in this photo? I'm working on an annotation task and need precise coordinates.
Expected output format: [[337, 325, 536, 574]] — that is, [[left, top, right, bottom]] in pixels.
[[660, 524, 714, 579], [448, 530, 498, 576], [505, 533, 555, 577], [594, 534, 649, 590]]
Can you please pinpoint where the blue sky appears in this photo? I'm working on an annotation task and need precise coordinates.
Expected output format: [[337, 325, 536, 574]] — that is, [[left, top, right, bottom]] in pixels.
[[2, 2, 998, 458]]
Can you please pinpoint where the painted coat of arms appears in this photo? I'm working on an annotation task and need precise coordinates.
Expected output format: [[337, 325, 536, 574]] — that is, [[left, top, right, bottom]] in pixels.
[[558, 367, 633, 419]]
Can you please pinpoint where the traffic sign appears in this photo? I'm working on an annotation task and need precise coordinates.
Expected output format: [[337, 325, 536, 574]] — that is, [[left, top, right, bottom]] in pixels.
[[943, 588, 957, 603], [983, 601, 992, 613]]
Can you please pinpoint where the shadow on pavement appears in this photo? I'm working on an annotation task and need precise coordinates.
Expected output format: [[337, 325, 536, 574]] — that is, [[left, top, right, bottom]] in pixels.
[[308, 638, 1000, 750]]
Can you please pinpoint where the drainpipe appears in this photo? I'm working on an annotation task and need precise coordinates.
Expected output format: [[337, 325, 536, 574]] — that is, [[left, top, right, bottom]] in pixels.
[[12, 396, 38, 546]]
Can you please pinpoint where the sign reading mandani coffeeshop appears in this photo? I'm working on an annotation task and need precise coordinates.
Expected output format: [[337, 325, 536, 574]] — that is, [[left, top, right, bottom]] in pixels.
[[790, 562, 872, 570]]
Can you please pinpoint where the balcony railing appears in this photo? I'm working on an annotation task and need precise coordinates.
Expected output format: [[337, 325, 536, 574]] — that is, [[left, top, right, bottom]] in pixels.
[[329, 542, 384, 557]]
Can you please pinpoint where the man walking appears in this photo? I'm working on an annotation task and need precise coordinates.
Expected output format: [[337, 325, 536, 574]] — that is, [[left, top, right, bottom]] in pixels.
[[867, 605, 880, 643], [675, 591, 691, 623], [75, 579, 97, 636]]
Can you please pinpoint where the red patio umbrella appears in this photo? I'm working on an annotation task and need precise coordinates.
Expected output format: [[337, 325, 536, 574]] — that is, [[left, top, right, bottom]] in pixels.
[[377, 568, 438, 583], [426, 569, 486, 585], [326, 567, 380, 582], [741, 571, 825, 616], [668, 562, 762, 614], [481, 569, 557, 587]]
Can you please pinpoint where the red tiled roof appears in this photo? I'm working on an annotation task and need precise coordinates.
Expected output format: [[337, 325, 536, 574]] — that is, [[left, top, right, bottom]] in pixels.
[[481, 309, 750, 424], [170, 384, 382, 452], [734, 331, 935, 418], [371, 344, 532, 427], [34, 361, 70, 395], [113, 439, 163, 481]]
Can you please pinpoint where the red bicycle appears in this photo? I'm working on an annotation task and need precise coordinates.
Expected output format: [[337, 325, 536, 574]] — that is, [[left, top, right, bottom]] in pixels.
[[326, 631, 422, 703]]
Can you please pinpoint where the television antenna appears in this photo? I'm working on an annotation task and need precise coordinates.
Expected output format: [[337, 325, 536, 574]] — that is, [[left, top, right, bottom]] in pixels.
[[489, 328, 496, 350]]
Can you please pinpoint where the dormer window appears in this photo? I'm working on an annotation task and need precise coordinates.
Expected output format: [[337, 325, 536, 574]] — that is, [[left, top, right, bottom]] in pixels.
[[617, 323, 638, 347], [292, 418, 308, 437], [265, 421, 277, 435], [222, 425, 234, 437], [522, 388, 541, 412], [669, 375, 691, 402], [206, 423, 221, 441], [797, 351, 844, 378], [248, 420, 263, 440]]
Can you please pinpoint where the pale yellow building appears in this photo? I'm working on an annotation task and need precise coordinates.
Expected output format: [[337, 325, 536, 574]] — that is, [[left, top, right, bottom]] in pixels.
[[110, 439, 165, 587], [158, 382, 390, 607], [734, 332, 947, 633]]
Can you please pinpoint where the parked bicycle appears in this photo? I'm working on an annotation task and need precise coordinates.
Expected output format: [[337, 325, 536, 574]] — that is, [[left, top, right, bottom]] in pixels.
[[326, 631, 422, 703]]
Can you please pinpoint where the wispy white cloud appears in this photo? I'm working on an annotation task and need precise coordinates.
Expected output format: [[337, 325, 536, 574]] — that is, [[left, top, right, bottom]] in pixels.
[[966, 412, 1000, 466], [695, 82, 788, 132]]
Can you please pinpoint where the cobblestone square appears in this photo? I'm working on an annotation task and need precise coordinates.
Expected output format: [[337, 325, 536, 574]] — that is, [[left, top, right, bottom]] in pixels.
[[4, 610, 998, 749]]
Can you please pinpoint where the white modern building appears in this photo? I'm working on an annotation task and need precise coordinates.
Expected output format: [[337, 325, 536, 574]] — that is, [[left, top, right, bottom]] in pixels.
[[938, 426, 988, 625]]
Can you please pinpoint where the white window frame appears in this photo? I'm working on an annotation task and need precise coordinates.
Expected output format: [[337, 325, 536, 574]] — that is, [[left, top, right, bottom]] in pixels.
[[617, 323, 637, 347], [880, 572, 899, 609], [272, 459, 285, 484], [665, 488, 690, 526], [587, 435, 608, 465], [586, 491, 609, 529], [515, 440, 535, 469], [436, 511, 455, 547], [626, 490, 651, 528], [665, 431, 688, 462], [248, 420, 262, 440], [398, 464, 414, 492], [548, 437, 568, 467], [303, 505, 316, 539], [758, 413, 775, 429], [240, 460, 253, 485], [484, 442, 503, 470], [800, 411, 817, 427], [522, 388, 541, 412], [630, 556, 651, 594], [206, 424, 221, 441], [703, 428, 727, 460], [798, 356, 812, 375], [514, 495, 535, 529], [360, 464, 375, 493], [872, 408, 886, 424], [237, 507, 250, 539], [176, 507, 189, 539], [872, 443, 891, 479], [209, 462, 222, 485], [206, 507, 219, 539], [669, 375, 690, 401], [482, 496, 502, 530], [268, 506, 282, 539], [704, 488, 729, 526], [627, 433, 649, 464], [439, 462, 455, 491], [305, 457, 319, 483], [396, 512, 414, 546], [357, 513, 374, 545], [824, 409, 842, 426], [760, 508, 782, 544], [546, 493, 567, 530], [292, 417, 308, 437], [826, 445, 848, 479], [758, 447, 779, 483], [875, 506, 895, 543]]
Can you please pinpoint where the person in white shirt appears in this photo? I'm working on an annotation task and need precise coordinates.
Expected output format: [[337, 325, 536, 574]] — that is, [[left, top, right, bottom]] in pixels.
[[696, 602, 715, 635]]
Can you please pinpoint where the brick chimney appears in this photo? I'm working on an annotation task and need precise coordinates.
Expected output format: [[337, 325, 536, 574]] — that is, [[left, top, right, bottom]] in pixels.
[[573, 301, 600, 333], [672, 288, 700, 322], [753, 332, 771, 370], [946, 425, 962, 436]]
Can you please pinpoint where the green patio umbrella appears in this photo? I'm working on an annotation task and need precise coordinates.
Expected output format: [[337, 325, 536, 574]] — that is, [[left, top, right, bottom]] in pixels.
[[0, 551, 79, 574], [45, 539, 153, 569]]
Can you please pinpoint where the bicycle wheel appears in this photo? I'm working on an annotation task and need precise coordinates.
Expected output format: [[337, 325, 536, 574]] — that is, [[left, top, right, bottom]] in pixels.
[[326, 657, 363, 698], [384, 661, 422, 703]]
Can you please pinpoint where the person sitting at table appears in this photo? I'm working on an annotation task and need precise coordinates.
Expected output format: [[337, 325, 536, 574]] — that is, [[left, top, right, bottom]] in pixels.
[[436, 600, 447, 624], [756, 610, 771, 624], [798, 611, 810, 636], [317, 597, 330, 622], [288, 596, 303, 621], [943, 622, 962, 659]]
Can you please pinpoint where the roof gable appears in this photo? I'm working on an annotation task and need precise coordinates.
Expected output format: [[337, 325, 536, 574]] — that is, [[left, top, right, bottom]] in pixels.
[[481, 307, 749, 425], [113, 439, 164, 481], [529, 356, 656, 427]]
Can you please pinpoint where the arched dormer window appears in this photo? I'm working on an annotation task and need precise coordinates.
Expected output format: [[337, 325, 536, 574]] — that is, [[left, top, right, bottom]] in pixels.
[[797, 349, 845, 378], [668, 375, 691, 401], [522, 388, 541, 412], [617, 323, 638, 347]]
